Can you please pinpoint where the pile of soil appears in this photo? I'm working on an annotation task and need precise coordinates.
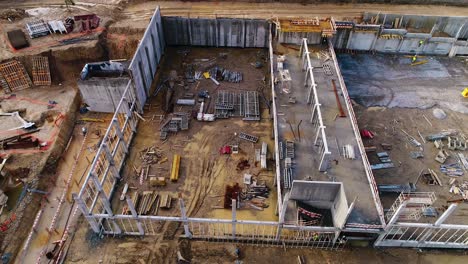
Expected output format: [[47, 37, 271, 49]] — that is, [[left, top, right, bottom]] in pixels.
[[0, 9, 27, 21]]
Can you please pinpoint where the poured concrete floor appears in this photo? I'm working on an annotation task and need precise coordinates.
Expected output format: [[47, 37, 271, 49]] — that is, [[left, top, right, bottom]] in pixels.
[[340, 54, 468, 225], [275, 45, 381, 225]]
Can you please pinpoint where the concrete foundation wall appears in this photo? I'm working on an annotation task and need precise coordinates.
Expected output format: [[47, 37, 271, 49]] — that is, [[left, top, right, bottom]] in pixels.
[[331, 185, 349, 228], [162, 17, 269, 47], [332, 13, 467, 56], [279, 31, 322, 44], [78, 78, 129, 113], [129, 7, 165, 108], [347, 32, 377, 50]]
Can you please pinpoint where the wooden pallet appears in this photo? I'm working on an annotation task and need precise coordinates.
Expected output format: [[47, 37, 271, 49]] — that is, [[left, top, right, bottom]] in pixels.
[[0, 60, 32, 92], [32, 56, 51, 86]]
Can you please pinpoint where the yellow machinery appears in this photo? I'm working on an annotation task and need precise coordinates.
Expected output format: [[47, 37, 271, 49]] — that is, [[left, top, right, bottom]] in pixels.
[[462, 88, 468, 98], [170, 154, 181, 182]]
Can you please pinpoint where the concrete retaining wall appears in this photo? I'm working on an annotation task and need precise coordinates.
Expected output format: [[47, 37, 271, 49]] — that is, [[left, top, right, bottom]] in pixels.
[[129, 7, 165, 108], [163, 17, 269, 48], [331, 13, 467, 56], [279, 31, 322, 44], [78, 77, 129, 113]]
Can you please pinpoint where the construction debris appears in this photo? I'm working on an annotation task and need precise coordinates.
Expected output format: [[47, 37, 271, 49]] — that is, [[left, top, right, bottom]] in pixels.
[[435, 150, 449, 164], [449, 181, 468, 201], [440, 163, 464, 177]]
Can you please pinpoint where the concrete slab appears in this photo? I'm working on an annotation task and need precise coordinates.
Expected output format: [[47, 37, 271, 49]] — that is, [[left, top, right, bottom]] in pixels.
[[275, 45, 381, 225]]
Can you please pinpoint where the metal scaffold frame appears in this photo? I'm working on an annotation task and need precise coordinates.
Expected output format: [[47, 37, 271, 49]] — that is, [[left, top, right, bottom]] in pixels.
[[299, 38, 331, 172]]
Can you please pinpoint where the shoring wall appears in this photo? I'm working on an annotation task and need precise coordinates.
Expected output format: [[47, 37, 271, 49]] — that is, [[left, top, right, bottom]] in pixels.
[[162, 17, 269, 48], [129, 7, 165, 108]]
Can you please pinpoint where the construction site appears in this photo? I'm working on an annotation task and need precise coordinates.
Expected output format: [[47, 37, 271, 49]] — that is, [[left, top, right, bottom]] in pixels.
[[0, 0, 468, 263]]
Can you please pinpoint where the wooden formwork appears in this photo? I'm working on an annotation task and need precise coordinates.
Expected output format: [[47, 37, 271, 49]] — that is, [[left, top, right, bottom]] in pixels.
[[0, 60, 32, 92], [32, 56, 51, 86]]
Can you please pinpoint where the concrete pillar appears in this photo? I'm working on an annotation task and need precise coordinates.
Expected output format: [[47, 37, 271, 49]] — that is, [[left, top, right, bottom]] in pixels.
[[188, 18, 193, 46], [110, 219, 122, 234], [112, 119, 129, 153], [91, 173, 114, 216], [126, 196, 145, 235], [179, 198, 192, 238], [231, 199, 237, 239], [448, 44, 458, 58], [275, 193, 290, 240], [103, 143, 120, 180], [346, 30, 354, 50], [319, 151, 330, 172], [314, 125, 325, 146]]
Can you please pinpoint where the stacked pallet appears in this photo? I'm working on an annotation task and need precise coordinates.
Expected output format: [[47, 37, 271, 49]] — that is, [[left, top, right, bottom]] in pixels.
[[32, 56, 51, 86], [0, 60, 32, 92]]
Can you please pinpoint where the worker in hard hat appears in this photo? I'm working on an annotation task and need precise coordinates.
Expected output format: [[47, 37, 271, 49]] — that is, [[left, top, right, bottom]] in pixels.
[[412, 55, 417, 63], [418, 40, 424, 47]]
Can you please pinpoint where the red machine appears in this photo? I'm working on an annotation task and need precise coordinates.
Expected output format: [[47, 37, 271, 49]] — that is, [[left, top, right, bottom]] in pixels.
[[219, 145, 232, 154]]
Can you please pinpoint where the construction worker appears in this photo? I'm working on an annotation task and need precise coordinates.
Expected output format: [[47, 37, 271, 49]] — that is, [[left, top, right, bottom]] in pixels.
[[412, 55, 417, 63], [418, 40, 424, 47]]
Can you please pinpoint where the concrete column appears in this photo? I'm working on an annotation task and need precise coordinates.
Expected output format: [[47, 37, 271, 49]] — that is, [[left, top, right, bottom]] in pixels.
[[231, 199, 237, 239], [375, 200, 408, 245], [275, 193, 290, 240], [304, 67, 310, 86], [319, 152, 330, 172], [314, 126, 325, 146], [103, 143, 120, 180], [448, 44, 458, 58], [179, 198, 193, 238], [110, 219, 122, 234], [346, 31, 354, 50], [126, 196, 145, 235], [112, 119, 129, 154], [435, 203, 458, 226], [188, 18, 193, 46], [91, 173, 113, 216]]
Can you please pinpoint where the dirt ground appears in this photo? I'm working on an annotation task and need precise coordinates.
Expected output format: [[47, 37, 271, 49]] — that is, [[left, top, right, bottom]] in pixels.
[[66, 234, 468, 264], [112, 46, 277, 222]]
